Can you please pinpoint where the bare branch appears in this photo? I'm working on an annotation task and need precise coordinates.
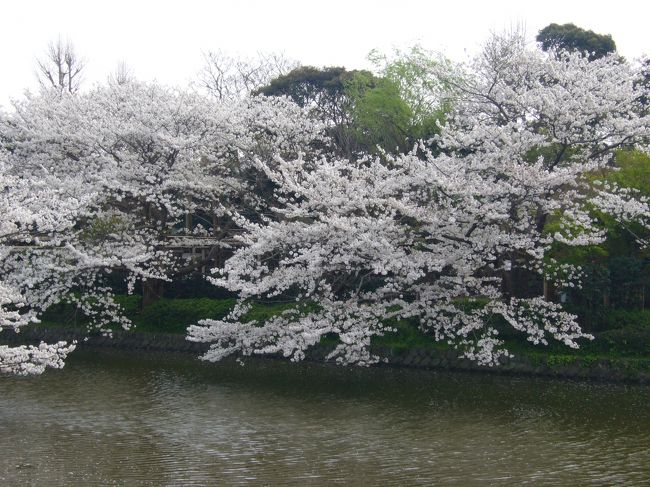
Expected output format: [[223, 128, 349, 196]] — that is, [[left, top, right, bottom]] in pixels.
[[35, 37, 85, 94], [108, 61, 135, 86], [199, 50, 299, 102]]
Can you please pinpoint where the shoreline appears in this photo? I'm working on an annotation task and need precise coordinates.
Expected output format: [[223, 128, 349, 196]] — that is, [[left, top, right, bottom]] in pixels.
[[4, 326, 650, 384]]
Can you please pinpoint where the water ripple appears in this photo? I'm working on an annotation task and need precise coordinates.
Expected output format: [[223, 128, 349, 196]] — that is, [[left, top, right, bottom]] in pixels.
[[1, 349, 650, 485]]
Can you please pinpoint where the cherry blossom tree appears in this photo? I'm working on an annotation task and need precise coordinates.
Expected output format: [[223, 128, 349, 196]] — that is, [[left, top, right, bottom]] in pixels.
[[0, 82, 322, 373], [188, 33, 650, 366], [0, 151, 84, 374]]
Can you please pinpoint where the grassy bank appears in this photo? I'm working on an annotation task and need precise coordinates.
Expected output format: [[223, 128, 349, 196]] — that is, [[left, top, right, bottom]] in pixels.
[[37, 296, 650, 377], [40, 295, 296, 335]]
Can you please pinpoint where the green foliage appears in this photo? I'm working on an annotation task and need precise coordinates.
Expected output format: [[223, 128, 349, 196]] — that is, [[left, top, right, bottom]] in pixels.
[[600, 151, 650, 259], [572, 262, 610, 315], [114, 295, 142, 315], [257, 49, 451, 157], [241, 301, 303, 323], [541, 149, 650, 328], [536, 23, 616, 60], [132, 298, 319, 333], [596, 323, 650, 356], [43, 295, 323, 334], [40, 295, 650, 364], [543, 207, 609, 265], [344, 71, 412, 153], [257, 65, 388, 156], [255, 66, 360, 124], [368, 45, 451, 143], [372, 318, 443, 350], [133, 297, 236, 334], [609, 150, 650, 192], [544, 353, 578, 367], [593, 308, 650, 331], [609, 256, 649, 309]]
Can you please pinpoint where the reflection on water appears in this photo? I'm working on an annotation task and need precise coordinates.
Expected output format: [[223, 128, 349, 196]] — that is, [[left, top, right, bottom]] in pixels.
[[1, 349, 650, 486]]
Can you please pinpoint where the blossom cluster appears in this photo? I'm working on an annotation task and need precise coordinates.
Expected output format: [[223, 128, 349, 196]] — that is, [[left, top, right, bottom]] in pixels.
[[190, 35, 650, 366], [0, 82, 322, 373], [3, 34, 650, 372]]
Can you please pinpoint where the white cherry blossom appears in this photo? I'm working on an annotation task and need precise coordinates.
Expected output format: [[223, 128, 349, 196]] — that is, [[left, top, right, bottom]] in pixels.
[[190, 34, 650, 366]]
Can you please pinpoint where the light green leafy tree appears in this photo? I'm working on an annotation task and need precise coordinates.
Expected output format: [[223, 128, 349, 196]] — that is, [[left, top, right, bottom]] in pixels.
[[368, 46, 453, 144]]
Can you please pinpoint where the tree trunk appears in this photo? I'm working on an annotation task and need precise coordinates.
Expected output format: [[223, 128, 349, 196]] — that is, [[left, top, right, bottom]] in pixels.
[[502, 261, 514, 301], [213, 214, 220, 236], [142, 279, 165, 309], [543, 276, 551, 301], [642, 286, 645, 310]]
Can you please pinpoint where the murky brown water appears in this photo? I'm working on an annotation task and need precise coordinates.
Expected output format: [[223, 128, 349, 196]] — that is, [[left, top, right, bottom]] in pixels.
[[1, 348, 650, 486]]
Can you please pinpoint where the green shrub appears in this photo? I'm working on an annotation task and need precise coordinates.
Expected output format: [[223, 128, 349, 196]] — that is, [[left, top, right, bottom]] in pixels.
[[242, 301, 300, 322], [134, 297, 236, 333], [593, 324, 650, 356], [593, 309, 650, 331], [114, 295, 142, 315], [372, 318, 442, 350], [38, 293, 650, 359]]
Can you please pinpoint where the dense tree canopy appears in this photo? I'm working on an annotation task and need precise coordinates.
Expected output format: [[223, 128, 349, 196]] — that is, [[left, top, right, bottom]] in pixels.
[[256, 66, 419, 156], [189, 33, 650, 366], [0, 150, 83, 373], [2, 32, 650, 374], [368, 46, 452, 143], [536, 23, 616, 60], [0, 82, 323, 373]]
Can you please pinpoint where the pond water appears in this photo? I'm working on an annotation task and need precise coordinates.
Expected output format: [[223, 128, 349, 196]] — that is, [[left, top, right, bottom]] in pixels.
[[1, 349, 650, 486]]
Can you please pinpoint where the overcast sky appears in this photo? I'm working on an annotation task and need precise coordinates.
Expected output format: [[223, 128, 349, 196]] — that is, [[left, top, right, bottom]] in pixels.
[[1, 0, 648, 108]]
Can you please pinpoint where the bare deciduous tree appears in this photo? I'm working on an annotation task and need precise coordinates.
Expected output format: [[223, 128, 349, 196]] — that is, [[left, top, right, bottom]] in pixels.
[[108, 61, 135, 86], [199, 50, 298, 102], [36, 37, 85, 94]]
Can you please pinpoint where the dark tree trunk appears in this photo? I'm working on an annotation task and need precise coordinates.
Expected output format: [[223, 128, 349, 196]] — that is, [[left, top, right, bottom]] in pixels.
[[502, 268, 514, 301], [142, 279, 165, 309]]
